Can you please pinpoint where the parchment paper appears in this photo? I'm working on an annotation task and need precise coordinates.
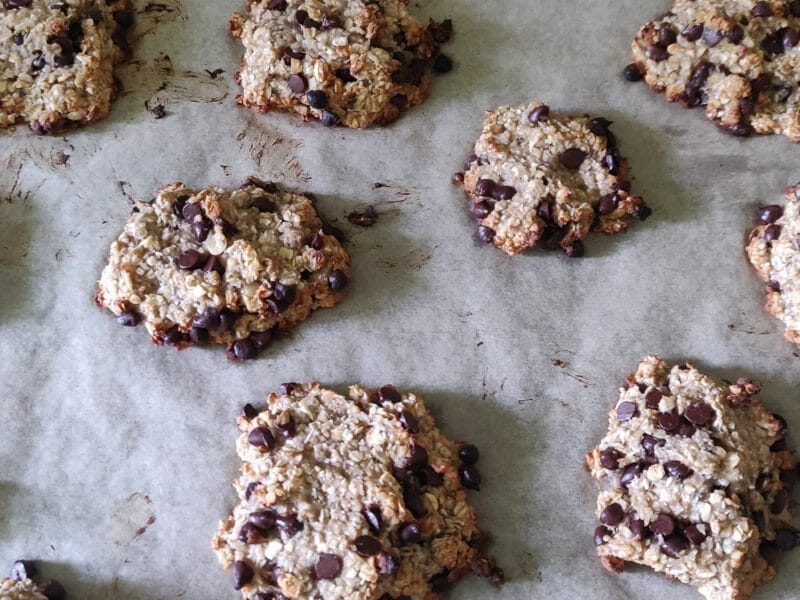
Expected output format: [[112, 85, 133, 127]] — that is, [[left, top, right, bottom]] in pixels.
[[1, 1, 799, 598]]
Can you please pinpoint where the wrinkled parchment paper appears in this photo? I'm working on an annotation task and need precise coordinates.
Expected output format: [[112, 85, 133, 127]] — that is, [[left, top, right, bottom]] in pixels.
[[1, 1, 799, 598]]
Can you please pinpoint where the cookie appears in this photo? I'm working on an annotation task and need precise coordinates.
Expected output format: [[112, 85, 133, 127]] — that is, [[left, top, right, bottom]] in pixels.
[[95, 178, 351, 361], [228, 0, 453, 128], [628, 0, 800, 141], [746, 181, 800, 344], [212, 383, 504, 599], [1, 0, 133, 134], [457, 102, 649, 256], [1, 560, 66, 600], [586, 356, 800, 600]]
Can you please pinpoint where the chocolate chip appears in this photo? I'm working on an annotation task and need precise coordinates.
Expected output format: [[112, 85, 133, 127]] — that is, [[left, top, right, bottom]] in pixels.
[[600, 503, 624, 526], [248, 426, 275, 449], [644, 388, 662, 409], [471, 200, 493, 218], [773, 529, 800, 550], [772, 489, 789, 514], [232, 561, 254, 590], [784, 28, 800, 47], [565, 240, 586, 258], [418, 465, 444, 487], [244, 481, 259, 500], [599, 447, 622, 470], [762, 31, 784, 54], [163, 326, 187, 346], [759, 205, 783, 223], [528, 104, 550, 124], [352, 535, 382, 557], [649, 513, 675, 536], [460, 465, 481, 490], [594, 525, 611, 546], [31, 52, 46, 70], [364, 507, 382, 533], [267, 0, 287, 8], [202, 255, 224, 275], [10, 560, 36, 581], [403, 487, 426, 517], [537, 200, 552, 223], [678, 418, 696, 438], [399, 410, 419, 433], [596, 194, 618, 215], [189, 327, 209, 344], [682, 23, 703, 41], [664, 460, 693, 479], [321, 14, 340, 29], [314, 554, 342, 580], [117, 311, 139, 327], [616, 401, 638, 422], [433, 54, 453, 73], [726, 25, 744, 44], [6, 0, 33, 6], [560, 148, 588, 169], [684, 403, 714, 426], [492, 185, 517, 200], [306, 90, 328, 109], [660, 535, 689, 557], [764, 224, 781, 242], [192, 219, 211, 242], [253, 197, 276, 212], [429, 570, 453, 592], [177, 249, 201, 270], [13, 33, 24, 45], [658, 409, 681, 432], [603, 152, 620, 175], [379, 385, 402, 403], [276, 513, 303, 536], [623, 63, 643, 82], [740, 98, 755, 116], [751, 1, 772, 17], [36, 581, 66, 600], [628, 516, 651, 540], [620, 462, 644, 486], [752, 73, 772, 94], [238, 522, 264, 544], [287, 74, 307, 94], [54, 52, 74, 67], [267, 283, 296, 314], [181, 201, 202, 221], [308, 232, 325, 250], [641, 433, 665, 456], [685, 523, 708, 545], [406, 444, 429, 468], [400, 522, 422, 544], [648, 45, 669, 61], [327, 269, 349, 291], [460, 444, 480, 465], [658, 24, 676, 46], [230, 338, 258, 360], [792, 0, 800, 16], [702, 28, 722, 47], [477, 225, 496, 244], [244, 177, 278, 192], [475, 179, 496, 196], [193, 307, 221, 329], [242, 403, 258, 419], [321, 110, 339, 126]]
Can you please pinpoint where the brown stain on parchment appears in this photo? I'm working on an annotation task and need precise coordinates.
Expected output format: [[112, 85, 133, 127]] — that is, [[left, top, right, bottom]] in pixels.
[[131, 0, 186, 42], [236, 123, 310, 182], [109, 492, 157, 544], [550, 358, 593, 388], [727, 322, 772, 335], [0, 142, 73, 203]]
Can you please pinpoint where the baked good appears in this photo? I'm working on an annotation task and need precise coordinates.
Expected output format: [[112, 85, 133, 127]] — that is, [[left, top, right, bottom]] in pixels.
[[628, 0, 800, 140], [95, 178, 351, 361], [746, 180, 800, 344], [1, 0, 133, 134], [458, 101, 649, 256], [1, 560, 66, 600], [587, 356, 800, 599], [212, 383, 504, 599], [228, 0, 453, 128]]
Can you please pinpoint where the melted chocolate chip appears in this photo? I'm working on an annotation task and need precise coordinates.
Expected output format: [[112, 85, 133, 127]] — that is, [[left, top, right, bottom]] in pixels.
[[399, 410, 419, 433], [364, 507, 382, 533], [628, 516, 651, 540], [620, 462, 644, 486], [658, 409, 681, 432], [645, 388, 663, 409], [641, 433, 665, 456], [378, 385, 402, 403], [599, 447, 622, 470], [314, 554, 342, 580], [560, 148, 588, 169], [287, 74, 307, 94], [232, 561, 254, 590], [528, 104, 550, 124], [684, 402, 714, 426], [682, 23, 704, 42], [399, 522, 422, 544], [623, 63, 643, 82], [660, 535, 689, 557], [248, 426, 275, 449], [759, 204, 783, 223], [600, 503, 624, 526], [664, 460, 693, 479], [616, 401, 638, 421], [685, 523, 708, 545], [594, 525, 611, 546], [352, 535, 382, 557], [649, 513, 675, 536]]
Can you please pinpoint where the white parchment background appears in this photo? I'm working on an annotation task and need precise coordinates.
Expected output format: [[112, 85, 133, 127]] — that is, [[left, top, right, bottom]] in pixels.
[[0, 0, 798, 598]]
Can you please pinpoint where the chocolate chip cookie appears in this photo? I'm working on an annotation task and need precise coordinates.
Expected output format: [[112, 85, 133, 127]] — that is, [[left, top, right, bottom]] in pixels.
[[1, 0, 133, 134], [457, 102, 649, 256], [228, 0, 453, 128], [212, 383, 504, 599], [587, 356, 800, 600], [629, 0, 800, 140], [2, 560, 66, 600], [746, 181, 800, 344], [95, 178, 351, 361]]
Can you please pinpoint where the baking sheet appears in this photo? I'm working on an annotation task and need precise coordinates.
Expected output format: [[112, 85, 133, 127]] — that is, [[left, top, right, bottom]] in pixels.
[[1, 0, 799, 598]]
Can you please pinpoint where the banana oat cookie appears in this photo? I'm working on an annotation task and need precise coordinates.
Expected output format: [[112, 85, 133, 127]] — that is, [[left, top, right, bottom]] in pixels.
[[95, 178, 351, 361], [628, 0, 800, 140], [228, 0, 453, 128], [212, 383, 504, 599], [457, 102, 649, 257], [746, 181, 800, 344], [1, 0, 133, 134], [1, 560, 66, 600], [587, 356, 800, 600]]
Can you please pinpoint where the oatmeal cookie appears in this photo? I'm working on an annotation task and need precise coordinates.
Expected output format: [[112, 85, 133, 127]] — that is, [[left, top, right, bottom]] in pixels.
[[228, 0, 453, 128], [95, 178, 351, 361], [457, 102, 649, 257], [628, 0, 800, 140], [1, 0, 133, 134], [212, 383, 504, 599], [1, 560, 66, 600], [746, 181, 800, 344], [587, 356, 800, 600]]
